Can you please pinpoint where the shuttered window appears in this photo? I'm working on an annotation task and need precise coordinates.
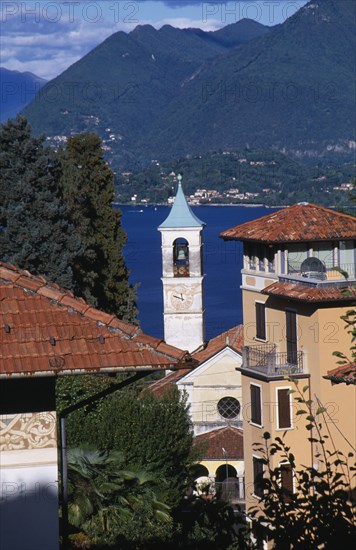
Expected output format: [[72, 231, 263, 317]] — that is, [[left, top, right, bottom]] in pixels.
[[253, 457, 264, 498], [251, 384, 262, 426], [256, 302, 266, 340], [277, 389, 291, 429], [280, 463, 293, 502]]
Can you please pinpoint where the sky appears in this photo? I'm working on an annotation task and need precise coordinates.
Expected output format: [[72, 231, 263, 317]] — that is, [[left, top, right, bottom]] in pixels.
[[1, 0, 309, 80]]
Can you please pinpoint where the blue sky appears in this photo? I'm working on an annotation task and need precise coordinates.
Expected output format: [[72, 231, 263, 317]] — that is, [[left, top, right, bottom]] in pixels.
[[1, 1, 308, 80]]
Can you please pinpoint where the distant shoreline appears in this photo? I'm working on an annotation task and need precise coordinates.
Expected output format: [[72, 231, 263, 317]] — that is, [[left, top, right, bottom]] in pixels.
[[113, 202, 285, 209]]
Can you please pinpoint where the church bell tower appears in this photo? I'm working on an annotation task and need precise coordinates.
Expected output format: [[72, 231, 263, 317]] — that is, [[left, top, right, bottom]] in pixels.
[[158, 175, 205, 353]]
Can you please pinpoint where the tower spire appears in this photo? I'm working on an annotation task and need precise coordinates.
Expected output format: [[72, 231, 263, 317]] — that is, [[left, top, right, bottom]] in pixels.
[[159, 175, 204, 229]]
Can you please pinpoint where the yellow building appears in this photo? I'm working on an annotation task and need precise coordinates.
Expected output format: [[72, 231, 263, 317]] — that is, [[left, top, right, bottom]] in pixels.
[[220, 203, 356, 510]]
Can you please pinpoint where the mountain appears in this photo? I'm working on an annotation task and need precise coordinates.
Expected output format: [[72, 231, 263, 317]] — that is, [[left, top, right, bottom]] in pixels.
[[144, 0, 356, 161], [22, 1, 355, 168], [0, 68, 47, 122], [22, 19, 270, 167]]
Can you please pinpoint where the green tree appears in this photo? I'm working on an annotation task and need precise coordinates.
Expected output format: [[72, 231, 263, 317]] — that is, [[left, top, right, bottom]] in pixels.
[[59, 133, 136, 320], [67, 387, 195, 508], [67, 448, 172, 549], [0, 116, 81, 288]]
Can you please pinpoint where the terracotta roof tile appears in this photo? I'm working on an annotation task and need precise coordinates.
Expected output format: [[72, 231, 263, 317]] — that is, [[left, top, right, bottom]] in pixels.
[[144, 325, 244, 398], [193, 325, 243, 362], [262, 282, 356, 302], [0, 262, 196, 377], [220, 203, 356, 243], [194, 427, 244, 460], [143, 369, 192, 398], [324, 363, 356, 385]]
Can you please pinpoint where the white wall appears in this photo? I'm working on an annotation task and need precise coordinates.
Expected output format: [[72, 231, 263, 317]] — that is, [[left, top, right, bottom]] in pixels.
[[0, 413, 59, 550]]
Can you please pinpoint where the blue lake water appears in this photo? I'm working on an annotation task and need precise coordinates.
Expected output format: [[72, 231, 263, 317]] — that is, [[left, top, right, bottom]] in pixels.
[[119, 205, 278, 341]]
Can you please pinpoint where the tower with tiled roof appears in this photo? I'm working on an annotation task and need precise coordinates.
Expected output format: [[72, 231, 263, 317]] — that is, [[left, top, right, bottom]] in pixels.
[[220, 203, 356, 514], [158, 175, 205, 352]]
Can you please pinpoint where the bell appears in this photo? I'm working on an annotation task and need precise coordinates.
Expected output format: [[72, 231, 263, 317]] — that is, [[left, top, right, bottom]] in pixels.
[[177, 248, 187, 261]]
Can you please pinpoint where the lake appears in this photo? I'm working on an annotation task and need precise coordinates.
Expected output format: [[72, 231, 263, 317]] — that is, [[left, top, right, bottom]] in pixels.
[[119, 205, 278, 341]]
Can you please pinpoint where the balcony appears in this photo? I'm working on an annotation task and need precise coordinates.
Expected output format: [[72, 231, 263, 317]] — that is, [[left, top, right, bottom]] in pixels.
[[242, 344, 304, 377], [286, 261, 355, 285]]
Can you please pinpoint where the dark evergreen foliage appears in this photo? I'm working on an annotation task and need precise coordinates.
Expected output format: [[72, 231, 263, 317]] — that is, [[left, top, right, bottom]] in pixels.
[[59, 133, 136, 320], [0, 116, 81, 289], [65, 387, 195, 507]]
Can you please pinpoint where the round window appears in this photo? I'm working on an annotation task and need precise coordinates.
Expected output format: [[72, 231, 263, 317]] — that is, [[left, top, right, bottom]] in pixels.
[[217, 397, 241, 419]]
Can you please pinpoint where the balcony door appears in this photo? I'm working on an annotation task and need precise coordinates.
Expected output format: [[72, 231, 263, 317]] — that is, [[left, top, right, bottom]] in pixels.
[[286, 310, 297, 364]]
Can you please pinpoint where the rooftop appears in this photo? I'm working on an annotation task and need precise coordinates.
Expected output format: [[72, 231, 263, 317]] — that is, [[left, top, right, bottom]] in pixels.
[[193, 427, 244, 460], [193, 324, 243, 363], [0, 262, 195, 378], [158, 176, 205, 229], [144, 325, 243, 397], [324, 363, 356, 385], [262, 281, 356, 302], [220, 203, 356, 243]]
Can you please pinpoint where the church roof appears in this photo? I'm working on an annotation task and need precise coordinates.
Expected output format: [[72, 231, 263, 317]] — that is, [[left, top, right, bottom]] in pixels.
[[193, 325, 243, 363], [220, 203, 356, 243], [193, 427, 244, 460], [159, 176, 205, 229], [144, 324, 243, 397], [0, 262, 196, 378]]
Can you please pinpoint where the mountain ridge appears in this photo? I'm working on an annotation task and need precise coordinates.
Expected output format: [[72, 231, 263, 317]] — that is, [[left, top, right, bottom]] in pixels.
[[21, 1, 356, 168]]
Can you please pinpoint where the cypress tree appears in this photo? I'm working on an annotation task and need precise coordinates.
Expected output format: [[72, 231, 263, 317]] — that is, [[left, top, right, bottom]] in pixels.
[[60, 133, 136, 321], [0, 116, 81, 289]]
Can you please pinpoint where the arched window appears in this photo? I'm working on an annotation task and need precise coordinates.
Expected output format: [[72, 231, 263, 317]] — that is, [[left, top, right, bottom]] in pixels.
[[173, 238, 189, 277], [190, 464, 209, 480], [215, 464, 237, 482]]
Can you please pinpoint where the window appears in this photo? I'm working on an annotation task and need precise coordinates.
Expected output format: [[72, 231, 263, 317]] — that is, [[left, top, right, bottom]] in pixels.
[[253, 457, 264, 498], [256, 302, 266, 340], [280, 463, 293, 502], [277, 388, 291, 429], [286, 309, 297, 364], [217, 396, 241, 419], [173, 238, 189, 277], [251, 384, 262, 426]]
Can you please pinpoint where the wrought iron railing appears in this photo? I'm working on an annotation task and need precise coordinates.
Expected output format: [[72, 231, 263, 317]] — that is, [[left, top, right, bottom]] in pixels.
[[242, 345, 304, 376]]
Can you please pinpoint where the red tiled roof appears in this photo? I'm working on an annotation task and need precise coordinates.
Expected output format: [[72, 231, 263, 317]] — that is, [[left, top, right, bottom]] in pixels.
[[194, 427, 244, 460], [193, 325, 243, 363], [0, 262, 196, 378], [220, 203, 356, 243], [324, 363, 356, 385], [262, 282, 356, 302], [144, 325, 244, 397], [143, 368, 192, 398]]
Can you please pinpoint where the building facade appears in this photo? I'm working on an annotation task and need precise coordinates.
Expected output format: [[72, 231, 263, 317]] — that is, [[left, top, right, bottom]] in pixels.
[[220, 203, 356, 510]]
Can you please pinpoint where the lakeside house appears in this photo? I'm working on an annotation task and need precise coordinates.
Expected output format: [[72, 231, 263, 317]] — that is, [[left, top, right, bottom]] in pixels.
[[220, 203, 356, 516]]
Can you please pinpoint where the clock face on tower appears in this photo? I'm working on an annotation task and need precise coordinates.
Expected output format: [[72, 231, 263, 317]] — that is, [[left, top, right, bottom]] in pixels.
[[170, 287, 194, 311]]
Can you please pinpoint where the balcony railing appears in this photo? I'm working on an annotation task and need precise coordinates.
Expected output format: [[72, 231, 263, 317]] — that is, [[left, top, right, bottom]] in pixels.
[[287, 262, 355, 282], [242, 344, 304, 376]]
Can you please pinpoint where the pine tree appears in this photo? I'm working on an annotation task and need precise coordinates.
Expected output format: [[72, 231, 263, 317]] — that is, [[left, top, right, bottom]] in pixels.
[[59, 133, 136, 321], [0, 116, 81, 289]]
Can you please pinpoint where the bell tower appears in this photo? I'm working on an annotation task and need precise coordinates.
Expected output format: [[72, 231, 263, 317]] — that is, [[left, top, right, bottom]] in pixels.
[[158, 175, 205, 353]]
